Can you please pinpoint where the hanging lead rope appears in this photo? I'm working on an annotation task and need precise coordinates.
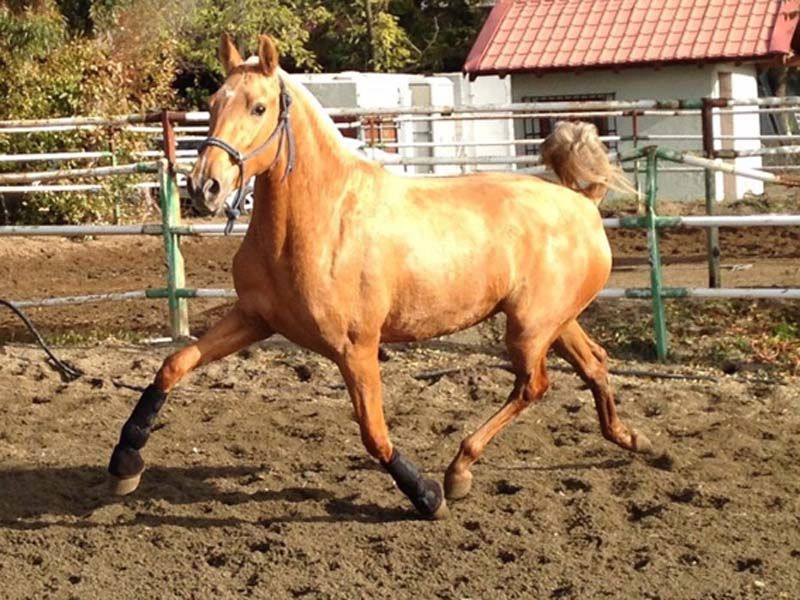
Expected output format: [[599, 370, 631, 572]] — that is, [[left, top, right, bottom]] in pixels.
[[198, 77, 296, 235], [0, 299, 83, 382]]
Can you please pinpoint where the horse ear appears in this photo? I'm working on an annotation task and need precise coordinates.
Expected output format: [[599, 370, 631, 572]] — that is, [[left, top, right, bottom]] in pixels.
[[258, 34, 279, 76], [219, 32, 243, 74]]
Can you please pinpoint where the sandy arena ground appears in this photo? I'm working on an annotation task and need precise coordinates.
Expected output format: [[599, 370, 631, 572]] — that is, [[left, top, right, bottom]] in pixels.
[[1, 339, 799, 599]]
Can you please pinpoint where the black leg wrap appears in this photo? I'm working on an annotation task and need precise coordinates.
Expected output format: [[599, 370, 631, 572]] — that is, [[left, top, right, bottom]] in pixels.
[[119, 384, 166, 450], [108, 444, 144, 478], [108, 385, 167, 478], [382, 449, 444, 517]]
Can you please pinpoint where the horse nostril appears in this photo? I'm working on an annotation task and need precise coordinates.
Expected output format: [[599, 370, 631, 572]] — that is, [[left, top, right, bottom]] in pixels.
[[202, 178, 221, 201]]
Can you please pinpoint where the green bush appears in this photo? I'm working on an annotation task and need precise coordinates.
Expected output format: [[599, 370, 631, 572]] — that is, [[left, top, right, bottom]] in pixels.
[[0, 1, 176, 224]]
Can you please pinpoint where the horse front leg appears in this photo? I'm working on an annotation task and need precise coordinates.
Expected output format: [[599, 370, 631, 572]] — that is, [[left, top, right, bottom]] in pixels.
[[337, 342, 449, 520], [108, 304, 272, 494]]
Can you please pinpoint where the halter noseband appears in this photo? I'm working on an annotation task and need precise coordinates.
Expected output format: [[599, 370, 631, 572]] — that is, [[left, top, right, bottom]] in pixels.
[[198, 77, 296, 234]]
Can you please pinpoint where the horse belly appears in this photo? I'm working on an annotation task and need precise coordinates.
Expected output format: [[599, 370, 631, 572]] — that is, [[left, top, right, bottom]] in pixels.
[[380, 253, 510, 343]]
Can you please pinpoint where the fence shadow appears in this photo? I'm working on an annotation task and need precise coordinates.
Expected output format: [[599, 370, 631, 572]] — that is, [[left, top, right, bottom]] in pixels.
[[0, 463, 414, 530]]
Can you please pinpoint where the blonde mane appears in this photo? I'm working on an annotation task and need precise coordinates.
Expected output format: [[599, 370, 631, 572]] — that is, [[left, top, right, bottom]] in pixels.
[[274, 66, 368, 162]]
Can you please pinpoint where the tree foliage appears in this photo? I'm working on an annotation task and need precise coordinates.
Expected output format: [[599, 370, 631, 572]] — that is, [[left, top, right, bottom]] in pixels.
[[308, 0, 416, 73], [1, 0, 485, 116], [173, 0, 330, 106], [0, 0, 179, 223], [391, 0, 486, 73], [0, 0, 486, 223], [0, 0, 177, 118]]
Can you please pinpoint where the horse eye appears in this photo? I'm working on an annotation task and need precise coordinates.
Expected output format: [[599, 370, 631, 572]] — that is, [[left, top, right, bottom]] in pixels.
[[252, 104, 266, 116]]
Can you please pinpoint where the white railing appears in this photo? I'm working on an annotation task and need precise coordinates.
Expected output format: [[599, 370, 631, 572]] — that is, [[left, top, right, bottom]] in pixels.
[[1, 100, 798, 358]]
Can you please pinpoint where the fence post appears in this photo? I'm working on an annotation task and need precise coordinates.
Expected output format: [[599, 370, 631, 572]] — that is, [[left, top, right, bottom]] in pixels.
[[631, 110, 641, 196], [107, 127, 120, 224], [645, 147, 668, 360], [701, 98, 722, 288], [158, 157, 189, 339]]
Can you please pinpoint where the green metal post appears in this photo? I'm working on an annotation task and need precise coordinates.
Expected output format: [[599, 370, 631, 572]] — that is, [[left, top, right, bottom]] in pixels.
[[644, 148, 669, 360], [158, 158, 190, 339]]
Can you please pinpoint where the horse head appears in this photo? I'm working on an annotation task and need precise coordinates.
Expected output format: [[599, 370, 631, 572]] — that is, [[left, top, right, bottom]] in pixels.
[[188, 33, 291, 218]]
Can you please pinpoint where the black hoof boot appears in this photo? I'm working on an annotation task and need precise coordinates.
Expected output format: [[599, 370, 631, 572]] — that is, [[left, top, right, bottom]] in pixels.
[[382, 449, 450, 520], [109, 444, 144, 478], [108, 384, 166, 495], [108, 444, 144, 495], [414, 478, 450, 520]]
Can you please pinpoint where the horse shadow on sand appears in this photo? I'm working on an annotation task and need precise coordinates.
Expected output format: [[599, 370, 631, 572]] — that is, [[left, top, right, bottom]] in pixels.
[[0, 455, 637, 531], [0, 462, 416, 531]]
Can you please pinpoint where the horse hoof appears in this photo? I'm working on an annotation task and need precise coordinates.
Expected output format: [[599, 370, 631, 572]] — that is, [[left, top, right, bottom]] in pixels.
[[429, 497, 450, 520], [444, 469, 473, 500], [631, 429, 653, 454], [109, 472, 142, 496]]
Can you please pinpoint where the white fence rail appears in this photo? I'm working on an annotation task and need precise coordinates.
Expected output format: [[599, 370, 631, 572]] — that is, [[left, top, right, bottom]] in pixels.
[[2, 95, 800, 193], [1, 99, 799, 358]]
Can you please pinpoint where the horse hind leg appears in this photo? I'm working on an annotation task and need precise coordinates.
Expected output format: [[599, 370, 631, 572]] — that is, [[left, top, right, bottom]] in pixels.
[[444, 317, 556, 500], [553, 319, 652, 453]]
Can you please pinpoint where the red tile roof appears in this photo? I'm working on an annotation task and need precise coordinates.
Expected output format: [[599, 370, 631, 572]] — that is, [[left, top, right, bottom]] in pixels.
[[464, 0, 800, 75]]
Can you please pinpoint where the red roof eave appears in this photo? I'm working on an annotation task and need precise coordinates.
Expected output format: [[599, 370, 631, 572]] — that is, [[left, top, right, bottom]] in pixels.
[[769, 0, 800, 53], [463, 0, 514, 74], [466, 53, 789, 78]]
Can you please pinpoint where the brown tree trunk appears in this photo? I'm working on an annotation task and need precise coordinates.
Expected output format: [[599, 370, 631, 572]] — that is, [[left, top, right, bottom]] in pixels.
[[775, 65, 791, 134], [364, 0, 377, 71]]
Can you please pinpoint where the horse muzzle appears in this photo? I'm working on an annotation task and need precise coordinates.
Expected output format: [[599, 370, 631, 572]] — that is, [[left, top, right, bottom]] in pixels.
[[187, 172, 227, 216]]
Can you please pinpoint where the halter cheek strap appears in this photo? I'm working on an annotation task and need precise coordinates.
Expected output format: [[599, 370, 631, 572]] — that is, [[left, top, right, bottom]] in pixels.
[[199, 77, 295, 234]]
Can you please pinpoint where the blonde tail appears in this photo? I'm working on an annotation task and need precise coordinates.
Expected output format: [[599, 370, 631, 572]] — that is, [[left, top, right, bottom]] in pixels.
[[540, 121, 636, 205]]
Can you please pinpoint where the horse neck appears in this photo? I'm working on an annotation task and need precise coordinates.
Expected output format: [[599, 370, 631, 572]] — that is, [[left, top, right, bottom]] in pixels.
[[249, 79, 363, 258]]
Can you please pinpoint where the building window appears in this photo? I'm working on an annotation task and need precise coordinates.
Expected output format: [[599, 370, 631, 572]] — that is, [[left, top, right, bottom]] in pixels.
[[521, 93, 617, 155], [361, 116, 399, 154], [332, 115, 360, 140], [333, 115, 399, 154]]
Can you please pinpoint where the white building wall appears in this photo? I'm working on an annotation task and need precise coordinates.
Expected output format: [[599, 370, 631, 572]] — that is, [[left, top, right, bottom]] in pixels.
[[512, 64, 718, 200], [441, 74, 515, 170], [296, 72, 515, 176], [511, 62, 763, 201], [711, 63, 764, 199], [294, 67, 763, 197], [429, 78, 461, 175], [410, 77, 462, 174], [295, 72, 460, 175], [296, 72, 414, 107], [295, 72, 412, 173]]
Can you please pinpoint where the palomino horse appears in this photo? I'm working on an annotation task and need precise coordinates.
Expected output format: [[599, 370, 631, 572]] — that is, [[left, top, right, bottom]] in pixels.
[[108, 34, 651, 519]]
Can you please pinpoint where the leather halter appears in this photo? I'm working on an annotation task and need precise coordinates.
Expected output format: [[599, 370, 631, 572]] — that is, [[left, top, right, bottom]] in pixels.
[[198, 77, 295, 234]]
